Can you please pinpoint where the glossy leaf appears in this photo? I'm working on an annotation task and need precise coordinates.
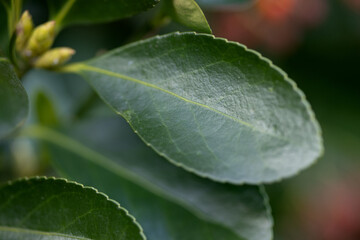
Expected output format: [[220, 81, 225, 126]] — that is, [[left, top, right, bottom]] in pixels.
[[0, 58, 28, 139], [47, 0, 160, 30], [23, 115, 273, 240], [163, 0, 211, 33], [65, 32, 323, 184], [0, 177, 145, 240]]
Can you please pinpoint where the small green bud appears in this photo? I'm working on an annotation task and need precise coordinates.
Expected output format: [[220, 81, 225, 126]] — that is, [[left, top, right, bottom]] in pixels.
[[34, 47, 76, 68], [15, 11, 34, 52], [24, 21, 56, 57]]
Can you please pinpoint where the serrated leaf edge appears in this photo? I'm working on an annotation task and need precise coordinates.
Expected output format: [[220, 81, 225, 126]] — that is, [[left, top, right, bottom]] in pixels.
[[0, 176, 147, 240]]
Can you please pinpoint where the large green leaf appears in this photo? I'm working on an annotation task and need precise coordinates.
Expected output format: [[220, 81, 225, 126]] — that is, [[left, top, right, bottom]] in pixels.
[[0, 58, 28, 139], [163, 0, 211, 33], [0, 177, 145, 240], [47, 0, 160, 30], [22, 115, 273, 240], [63, 32, 323, 184]]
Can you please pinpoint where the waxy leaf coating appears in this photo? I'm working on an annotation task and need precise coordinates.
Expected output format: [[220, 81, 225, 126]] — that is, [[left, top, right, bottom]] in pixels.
[[0, 177, 145, 240], [0, 58, 28, 139], [66, 32, 323, 184]]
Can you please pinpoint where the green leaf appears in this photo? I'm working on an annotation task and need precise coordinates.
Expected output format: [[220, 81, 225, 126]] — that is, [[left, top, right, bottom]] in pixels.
[[163, 0, 212, 34], [22, 115, 273, 240], [35, 91, 59, 127], [0, 177, 146, 240], [64, 32, 323, 184], [0, 58, 28, 139], [47, 0, 160, 30]]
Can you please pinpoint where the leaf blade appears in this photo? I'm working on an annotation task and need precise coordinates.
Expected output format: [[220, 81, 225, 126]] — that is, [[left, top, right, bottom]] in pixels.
[[0, 177, 145, 240], [163, 0, 212, 33], [67, 32, 323, 184], [22, 115, 273, 240], [0, 58, 28, 139]]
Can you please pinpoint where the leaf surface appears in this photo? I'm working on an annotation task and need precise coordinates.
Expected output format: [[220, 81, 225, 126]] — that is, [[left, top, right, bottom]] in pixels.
[[47, 0, 160, 29], [22, 114, 273, 240], [0, 177, 145, 240], [163, 0, 211, 33], [66, 32, 323, 184], [0, 58, 28, 139]]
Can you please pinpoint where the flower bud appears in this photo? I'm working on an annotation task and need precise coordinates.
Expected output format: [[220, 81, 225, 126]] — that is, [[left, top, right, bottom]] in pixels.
[[15, 11, 34, 52], [24, 21, 56, 57], [34, 47, 76, 68]]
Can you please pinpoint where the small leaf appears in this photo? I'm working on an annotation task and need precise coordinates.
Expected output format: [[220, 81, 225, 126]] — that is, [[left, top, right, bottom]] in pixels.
[[0, 58, 28, 139], [47, 0, 160, 30], [22, 115, 273, 240], [65, 32, 323, 184], [0, 177, 146, 240], [163, 0, 212, 33]]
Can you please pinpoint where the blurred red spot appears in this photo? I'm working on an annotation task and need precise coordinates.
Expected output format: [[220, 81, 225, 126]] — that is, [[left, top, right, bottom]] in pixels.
[[256, 0, 296, 22], [211, 0, 328, 55], [301, 177, 360, 240]]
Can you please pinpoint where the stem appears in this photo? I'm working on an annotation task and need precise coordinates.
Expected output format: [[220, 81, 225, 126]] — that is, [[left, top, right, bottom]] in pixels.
[[8, 0, 22, 40], [52, 0, 76, 33]]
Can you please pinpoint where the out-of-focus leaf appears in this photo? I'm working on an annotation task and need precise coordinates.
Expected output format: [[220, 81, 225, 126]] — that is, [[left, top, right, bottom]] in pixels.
[[22, 69, 92, 124], [22, 114, 273, 240], [64, 32, 323, 184], [35, 92, 59, 127], [47, 0, 160, 30], [0, 177, 146, 240], [0, 58, 28, 139], [163, 0, 211, 33]]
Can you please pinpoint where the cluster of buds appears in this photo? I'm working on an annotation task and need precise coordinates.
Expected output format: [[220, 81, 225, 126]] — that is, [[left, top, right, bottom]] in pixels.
[[15, 11, 75, 69]]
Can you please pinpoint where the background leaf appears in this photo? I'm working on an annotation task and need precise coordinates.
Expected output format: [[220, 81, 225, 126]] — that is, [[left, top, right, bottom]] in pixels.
[[0, 58, 28, 139], [163, 0, 212, 33], [65, 32, 323, 184], [47, 0, 160, 30], [0, 177, 145, 240], [22, 112, 273, 240]]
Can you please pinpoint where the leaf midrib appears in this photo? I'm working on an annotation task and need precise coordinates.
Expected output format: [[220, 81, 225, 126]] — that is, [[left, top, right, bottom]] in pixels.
[[0, 225, 92, 240], [68, 63, 285, 141]]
